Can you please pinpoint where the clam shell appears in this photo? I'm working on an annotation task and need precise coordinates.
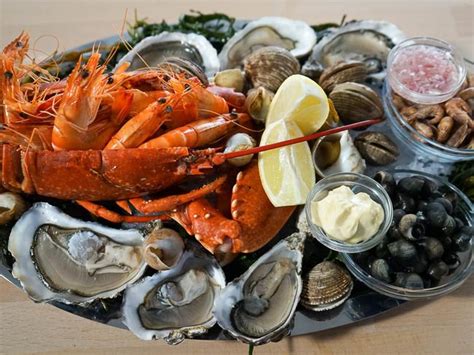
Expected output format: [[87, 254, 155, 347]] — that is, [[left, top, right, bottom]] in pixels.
[[319, 61, 369, 93], [329, 82, 384, 123], [244, 46, 300, 92], [300, 261, 353, 311]]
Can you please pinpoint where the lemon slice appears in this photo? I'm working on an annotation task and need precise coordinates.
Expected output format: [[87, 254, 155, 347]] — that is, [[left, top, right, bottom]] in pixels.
[[258, 120, 315, 207], [266, 74, 330, 135]]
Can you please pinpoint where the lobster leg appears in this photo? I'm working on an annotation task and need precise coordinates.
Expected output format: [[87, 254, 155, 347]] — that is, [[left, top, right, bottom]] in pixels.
[[128, 175, 227, 214], [76, 200, 166, 223]]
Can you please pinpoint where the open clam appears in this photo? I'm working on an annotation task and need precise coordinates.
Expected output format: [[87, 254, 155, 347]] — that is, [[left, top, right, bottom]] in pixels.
[[115, 32, 220, 76], [213, 233, 305, 345], [219, 17, 316, 69], [300, 261, 353, 311], [122, 241, 225, 344], [305, 20, 405, 79], [329, 82, 384, 123], [8, 203, 147, 304]]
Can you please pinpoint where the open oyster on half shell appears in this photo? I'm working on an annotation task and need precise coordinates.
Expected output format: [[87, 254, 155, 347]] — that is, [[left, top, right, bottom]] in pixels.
[[219, 17, 316, 69], [115, 32, 220, 77], [122, 241, 225, 344], [213, 233, 305, 345], [8, 203, 147, 304], [304, 20, 405, 80]]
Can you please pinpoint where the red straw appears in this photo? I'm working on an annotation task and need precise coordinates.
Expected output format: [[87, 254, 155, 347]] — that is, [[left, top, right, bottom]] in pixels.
[[217, 119, 382, 161]]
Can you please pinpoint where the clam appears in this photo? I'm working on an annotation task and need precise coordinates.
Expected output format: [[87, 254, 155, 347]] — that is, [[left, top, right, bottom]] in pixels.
[[214, 69, 246, 92], [8, 203, 147, 304], [224, 133, 257, 167], [318, 61, 368, 93], [243, 46, 300, 92], [114, 32, 220, 77], [219, 16, 316, 69], [245, 86, 274, 123], [312, 131, 366, 177], [213, 233, 305, 345], [122, 241, 225, 344], [143, 227, 185, 271], [354, 132, 399, 166], [300, 261, 353, 311], [0, 192, 26, 225], [306, 20, 405, 79], [329, 82, 384, 124]]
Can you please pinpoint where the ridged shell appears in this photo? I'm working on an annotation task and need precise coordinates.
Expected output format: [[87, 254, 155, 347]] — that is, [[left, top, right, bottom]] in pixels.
[[300, 261, 353, 311], [244, 46, 300, 92], [329, 82, 384, 124], [157, 57, 208, 85], [319, 61, 368, 93]]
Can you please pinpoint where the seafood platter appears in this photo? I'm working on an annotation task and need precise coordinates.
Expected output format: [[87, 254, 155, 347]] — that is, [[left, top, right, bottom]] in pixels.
[[0, 12, 473, 347]]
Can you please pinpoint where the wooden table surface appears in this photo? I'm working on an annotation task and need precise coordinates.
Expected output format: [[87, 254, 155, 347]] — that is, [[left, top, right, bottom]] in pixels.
[[1, 0, 473, 354]]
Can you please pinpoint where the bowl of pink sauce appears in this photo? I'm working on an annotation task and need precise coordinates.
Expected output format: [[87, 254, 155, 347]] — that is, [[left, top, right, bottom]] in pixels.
[[387, 37, 466, 105]]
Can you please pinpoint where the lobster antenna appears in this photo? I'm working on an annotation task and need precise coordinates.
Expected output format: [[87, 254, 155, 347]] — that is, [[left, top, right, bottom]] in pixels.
[[216, 119, 382, 161]]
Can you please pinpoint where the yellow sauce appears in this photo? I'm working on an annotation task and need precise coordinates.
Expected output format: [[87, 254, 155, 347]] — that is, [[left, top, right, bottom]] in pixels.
[[311, 185, 384, 243]]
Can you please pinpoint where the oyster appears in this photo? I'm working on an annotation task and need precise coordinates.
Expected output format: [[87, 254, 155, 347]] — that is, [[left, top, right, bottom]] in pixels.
[[8, 203, 146, 304], [219, 17, 316, 69], [214, 233, 305, 345], [329, 82, 384, 123], [122, 242, 225, 344], [312, 131, 366, 177], [115, 32, 220, 76], [305, 20, 405, 78], [243, 46, 300, 92], [300, 261, 353, 311]]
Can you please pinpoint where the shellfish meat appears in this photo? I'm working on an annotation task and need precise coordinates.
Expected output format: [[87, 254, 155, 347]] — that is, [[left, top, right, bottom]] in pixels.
[[122, 241, 225, 344], [213, 232, 305, 345], [300, 261, 353, 311], [8, 203, 147, 304], [219, 17, 316, 69]]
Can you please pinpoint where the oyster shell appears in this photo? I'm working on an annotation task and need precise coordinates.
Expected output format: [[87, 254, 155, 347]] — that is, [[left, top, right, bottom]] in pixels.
[[243, 46, 300, 92], [158, 56, 208, 85], [214, 233, 305, 345], [305, 20, 405, 79], [122, 242, 225, 344], [8, 203, 146, 304], [219, 17, 316, 69], [115, 32, 220, 76], [312, 131, 366, 177], [329, 82, 384, 123], [300, 261, 353, 311]]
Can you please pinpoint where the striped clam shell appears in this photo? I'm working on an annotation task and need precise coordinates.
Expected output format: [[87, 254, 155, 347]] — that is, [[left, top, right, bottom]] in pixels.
[[300, 261, 353, 311]]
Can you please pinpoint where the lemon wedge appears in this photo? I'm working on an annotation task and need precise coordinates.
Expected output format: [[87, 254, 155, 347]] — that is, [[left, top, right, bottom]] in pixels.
[[258, 120, 315, 207], [266, 74, 330, 135]]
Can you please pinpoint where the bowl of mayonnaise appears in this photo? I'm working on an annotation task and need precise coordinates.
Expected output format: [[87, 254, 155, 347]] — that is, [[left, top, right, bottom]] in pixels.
[[305, 172, 393, 253]]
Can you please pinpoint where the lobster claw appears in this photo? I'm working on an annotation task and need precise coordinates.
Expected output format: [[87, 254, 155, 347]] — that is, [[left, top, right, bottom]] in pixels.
[[172, 161, 295, 254]]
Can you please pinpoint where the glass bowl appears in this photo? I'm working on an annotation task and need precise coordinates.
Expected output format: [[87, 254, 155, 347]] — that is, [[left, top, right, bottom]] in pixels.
[[304, 172, 393, 253], [342, 170, 473, 300], [383, 79, 474, 163], [387, 37, 466, 105]]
